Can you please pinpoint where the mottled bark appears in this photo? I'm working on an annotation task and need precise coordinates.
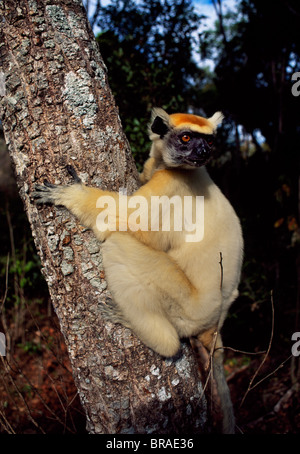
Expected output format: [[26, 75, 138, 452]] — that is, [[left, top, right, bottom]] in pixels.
[[0, 0, 207, 433]]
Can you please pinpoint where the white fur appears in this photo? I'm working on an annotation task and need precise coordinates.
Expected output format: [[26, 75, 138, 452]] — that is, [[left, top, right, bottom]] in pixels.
[[208, 111, 224, 131]]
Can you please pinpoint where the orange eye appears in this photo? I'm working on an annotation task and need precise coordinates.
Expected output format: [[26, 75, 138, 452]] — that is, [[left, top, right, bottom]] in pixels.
[[181, 134, 190, 143]]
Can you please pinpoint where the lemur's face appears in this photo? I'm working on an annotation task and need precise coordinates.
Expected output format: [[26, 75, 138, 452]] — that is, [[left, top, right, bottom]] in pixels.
[[166, 130, 214, 168], [150, 109, 222, 170]]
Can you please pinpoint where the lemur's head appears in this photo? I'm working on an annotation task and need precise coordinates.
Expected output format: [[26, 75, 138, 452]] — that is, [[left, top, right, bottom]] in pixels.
[[149, 108, 223, 168]]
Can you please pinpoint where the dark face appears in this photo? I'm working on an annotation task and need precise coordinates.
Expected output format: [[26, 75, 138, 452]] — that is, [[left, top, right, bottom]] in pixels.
[[166, 130, 214, 167]]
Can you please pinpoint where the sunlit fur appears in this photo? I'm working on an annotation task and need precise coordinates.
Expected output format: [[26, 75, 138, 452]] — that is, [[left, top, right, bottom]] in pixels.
[[33, 108, 243, 433]]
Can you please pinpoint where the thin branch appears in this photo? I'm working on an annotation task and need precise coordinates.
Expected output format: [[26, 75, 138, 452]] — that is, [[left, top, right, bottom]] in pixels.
[[0, 253, 10, 361], [0, 356, 46, 433], [0, 408, 16, 434], [240, 290, 275, 407], [243, 381, 298, 430], [205, 252, 226, 426], [286, 1, 300, 18], [211, 0, 228, 45], [0, 253, 9, 314], [216, 346, 266, 356], [202, 252, 225, 398], [23, 299, 73, 374], [7, 355, 76, 433], [209, 251, 224, 361], [205, 252, 225, 396], [273, 382, 298, 413], [219, 251, 224, 292], [248, 354, 293, 393]]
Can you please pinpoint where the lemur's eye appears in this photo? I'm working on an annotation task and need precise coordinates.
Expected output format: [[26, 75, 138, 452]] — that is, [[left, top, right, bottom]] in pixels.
[[181, 134, 191, 143], [206, 136, 214, 146]]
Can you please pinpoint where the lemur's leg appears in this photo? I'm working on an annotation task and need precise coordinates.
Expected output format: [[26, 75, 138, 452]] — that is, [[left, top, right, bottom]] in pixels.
[[102, 232, 193, 357]]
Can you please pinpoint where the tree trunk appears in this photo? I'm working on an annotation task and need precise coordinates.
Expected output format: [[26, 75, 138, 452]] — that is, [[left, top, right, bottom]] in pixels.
[[0, 0, 206, 434]]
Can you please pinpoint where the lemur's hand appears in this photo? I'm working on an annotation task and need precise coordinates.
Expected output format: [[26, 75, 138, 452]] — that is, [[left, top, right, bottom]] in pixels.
[[65, 165, 82, 184], [32, 181, 60, 205], [32, 165, 82, 205]]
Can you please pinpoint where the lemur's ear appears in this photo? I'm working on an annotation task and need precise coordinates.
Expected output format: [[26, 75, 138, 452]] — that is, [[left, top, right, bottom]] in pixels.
[[207, 111, 224, 131], [151, 116, 170, 138], [150, 108, 171, 138]]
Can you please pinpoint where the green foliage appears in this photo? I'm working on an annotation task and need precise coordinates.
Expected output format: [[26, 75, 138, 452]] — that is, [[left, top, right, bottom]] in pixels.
[[0, 241, 44, 306], [0, 195, 47, 327], [17, 341, 42, 355], [205, 0, 300, 214], [96, 0, 204, 164], [239, 258, 269, 305]]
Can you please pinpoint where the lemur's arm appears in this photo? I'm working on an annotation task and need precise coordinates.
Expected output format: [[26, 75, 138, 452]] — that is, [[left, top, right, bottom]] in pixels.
[[139, 157, 157, 184], [33, 175, 116, 243], [33, 165, 177, 247]]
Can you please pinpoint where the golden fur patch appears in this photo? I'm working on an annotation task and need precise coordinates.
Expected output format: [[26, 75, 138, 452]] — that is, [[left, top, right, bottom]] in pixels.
[[170, 113, 213, 134]]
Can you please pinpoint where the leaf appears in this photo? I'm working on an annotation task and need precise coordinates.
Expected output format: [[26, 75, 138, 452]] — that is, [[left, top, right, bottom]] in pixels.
[[287, 216, 298, 232], [274, 218, 284, 228]]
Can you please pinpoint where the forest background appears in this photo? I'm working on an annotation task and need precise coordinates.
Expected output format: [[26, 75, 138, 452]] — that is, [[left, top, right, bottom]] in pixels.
[[0, 0, 299, 433]]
